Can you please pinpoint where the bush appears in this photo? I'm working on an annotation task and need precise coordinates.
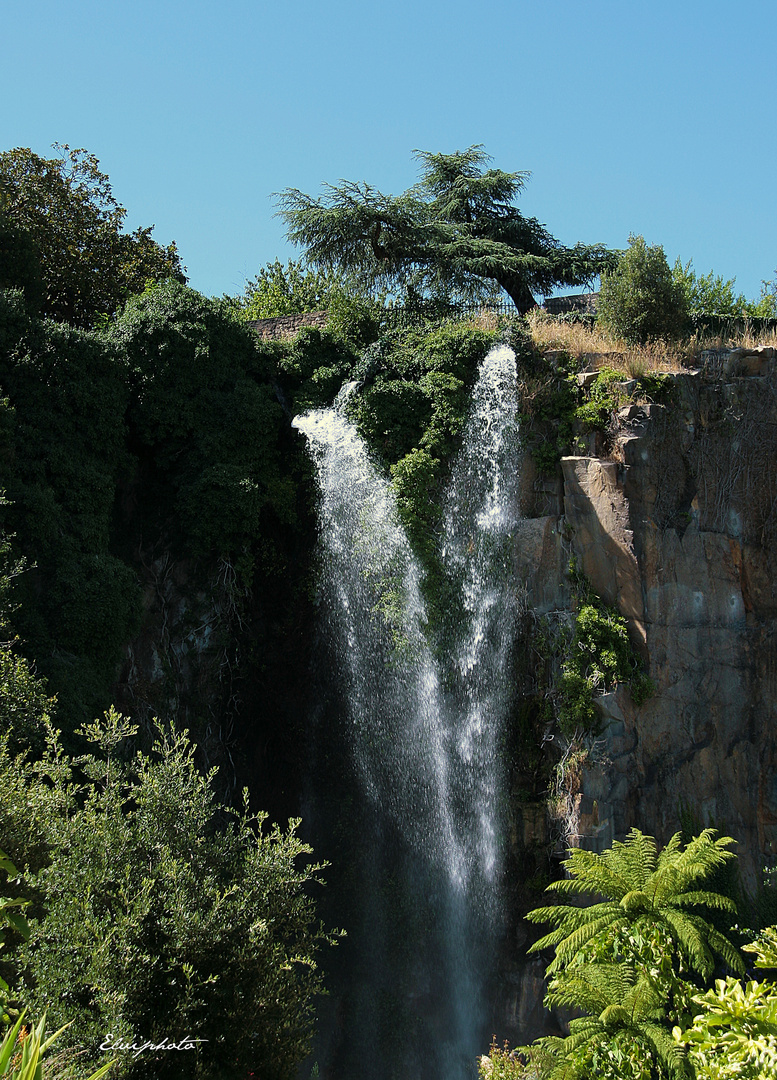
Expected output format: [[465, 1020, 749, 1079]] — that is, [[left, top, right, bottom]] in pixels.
[[672, 259, 746, 317], [598, 235, 689, 343], [1, 708, 336, 1080]]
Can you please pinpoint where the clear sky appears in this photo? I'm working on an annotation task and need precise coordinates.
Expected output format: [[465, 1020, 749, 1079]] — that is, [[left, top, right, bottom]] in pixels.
[[4, 1, 775, 302]]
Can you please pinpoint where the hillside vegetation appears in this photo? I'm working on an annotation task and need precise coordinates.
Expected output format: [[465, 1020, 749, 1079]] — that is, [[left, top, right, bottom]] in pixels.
[[1, 142, 777, 1078]]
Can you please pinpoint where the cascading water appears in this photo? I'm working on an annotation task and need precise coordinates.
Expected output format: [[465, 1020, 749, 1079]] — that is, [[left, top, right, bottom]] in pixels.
[[441, 344, 523, 892], [294, 345, 522, 1080]]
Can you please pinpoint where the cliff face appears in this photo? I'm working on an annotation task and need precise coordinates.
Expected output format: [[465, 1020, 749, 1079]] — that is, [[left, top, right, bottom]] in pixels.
[[518, 359, 777, 889]]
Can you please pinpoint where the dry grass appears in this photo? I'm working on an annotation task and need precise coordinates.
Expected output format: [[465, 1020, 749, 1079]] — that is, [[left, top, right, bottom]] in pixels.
[[525, 310, 777, 376]]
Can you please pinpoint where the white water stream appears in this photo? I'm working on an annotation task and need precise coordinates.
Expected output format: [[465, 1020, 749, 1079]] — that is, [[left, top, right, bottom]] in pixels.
[[293, 346, 521, 1079]]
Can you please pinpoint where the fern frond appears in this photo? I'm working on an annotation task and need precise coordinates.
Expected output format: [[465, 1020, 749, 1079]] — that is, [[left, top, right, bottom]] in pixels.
[[658, 832, 684, 861], [623, 971, 664, 1021], [563, 1018, 603, 1046], [546, 913, 627, 973], [673, 889, 737, 913], [671, 830, 737, 891], [528, 928, 579, 960], [546, 976, 608, 1014], [547, 961, 637, 1013], [550, 854, 631, 900], [704, 923, 746, 976], [641, 1020, 693, 1078], [527, 903, 621, 951], [604, 828, 657, 889], [526, 904, 572, 927], [662, 908, 715, 979], [544, 871, 621, 899]]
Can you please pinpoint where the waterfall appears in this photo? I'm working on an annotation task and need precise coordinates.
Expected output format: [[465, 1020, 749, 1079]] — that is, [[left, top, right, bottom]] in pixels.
[[294, 346, 521, 1080]]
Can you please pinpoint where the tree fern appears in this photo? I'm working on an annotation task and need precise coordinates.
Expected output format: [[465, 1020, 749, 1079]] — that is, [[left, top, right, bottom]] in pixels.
[[528, 828, 744, 979], [516, 961, 693, 1079], [490, 831, 748, 1080]]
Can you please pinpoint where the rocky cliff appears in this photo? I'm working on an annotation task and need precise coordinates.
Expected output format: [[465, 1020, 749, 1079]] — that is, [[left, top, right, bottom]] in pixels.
[[515, 350, 777, 891]]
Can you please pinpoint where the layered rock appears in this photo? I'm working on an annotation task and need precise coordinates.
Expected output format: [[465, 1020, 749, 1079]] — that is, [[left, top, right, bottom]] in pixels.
[[517, 367, 777, 889]]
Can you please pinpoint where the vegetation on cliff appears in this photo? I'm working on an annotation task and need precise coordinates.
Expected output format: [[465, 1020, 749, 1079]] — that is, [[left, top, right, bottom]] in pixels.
[[483, 830, 777, 1080], [2, 141, 777, 1078]]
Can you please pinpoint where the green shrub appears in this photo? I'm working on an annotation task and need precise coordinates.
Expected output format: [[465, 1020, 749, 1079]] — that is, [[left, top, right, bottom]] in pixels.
[[672, 259, 746, 317], [278, 326, 357, 413], [598, 234, 689, 343], [574, 368, 628, 432], [2, 709, 337, 1080], [538, 563, 653, 736], [348, 321, 494, 480], [390, 447, 441, 561]]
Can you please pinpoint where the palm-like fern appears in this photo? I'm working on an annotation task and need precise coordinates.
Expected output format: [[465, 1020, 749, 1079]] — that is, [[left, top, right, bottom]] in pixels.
[[521, 963, 693, 1079], [527, 828, 744, 980]]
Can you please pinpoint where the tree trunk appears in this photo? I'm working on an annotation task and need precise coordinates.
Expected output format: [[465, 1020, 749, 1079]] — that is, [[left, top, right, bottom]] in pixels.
[[495, 272, 538, 316]]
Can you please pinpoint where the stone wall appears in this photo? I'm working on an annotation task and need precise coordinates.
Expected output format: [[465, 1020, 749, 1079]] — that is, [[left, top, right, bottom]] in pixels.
[[247, 310, 328, 340], [542, 293, 598, 315]]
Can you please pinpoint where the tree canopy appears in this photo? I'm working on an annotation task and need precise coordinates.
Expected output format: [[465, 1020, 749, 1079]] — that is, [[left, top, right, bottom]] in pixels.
[[276, 146, 616, 313], [0, 145, 185, 326]]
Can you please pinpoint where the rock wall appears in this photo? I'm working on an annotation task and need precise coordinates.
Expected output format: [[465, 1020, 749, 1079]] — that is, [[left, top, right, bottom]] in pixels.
[[247, 311, 328, 340], [517, 359, 777, 889]]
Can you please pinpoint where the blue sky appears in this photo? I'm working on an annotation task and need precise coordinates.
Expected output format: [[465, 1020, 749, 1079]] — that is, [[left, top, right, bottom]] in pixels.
[[4, 1, 776, 301]]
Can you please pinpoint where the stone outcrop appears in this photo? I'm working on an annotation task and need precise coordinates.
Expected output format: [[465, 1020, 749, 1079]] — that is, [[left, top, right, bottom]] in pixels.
[[517, 367, 777, 889], [247, 311, 329, 340]]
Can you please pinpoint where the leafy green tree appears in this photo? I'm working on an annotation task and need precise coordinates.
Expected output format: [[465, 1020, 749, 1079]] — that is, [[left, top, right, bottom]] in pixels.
[[0, 708, 336, 1080], [671, 259, 746, 317], [237, 258, 385, 348], [277, 146, 616, 313], [597, 235, 689, 342], [0, 145, 185, 326], [239, 258, 341, 319]]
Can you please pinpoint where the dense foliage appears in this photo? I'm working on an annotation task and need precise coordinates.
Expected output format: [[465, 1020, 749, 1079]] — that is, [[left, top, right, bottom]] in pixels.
[[0, 280, 311, 734], [0, 146, 184, 326], [484, 829, 748, 1080], [0, 710, 335, 1079], [0, 289, 141, 728], [278, 146, 616, 313], [676, 929, 777, 1079], [598, 235, 689, 343], [236, 258, 387, 350]]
